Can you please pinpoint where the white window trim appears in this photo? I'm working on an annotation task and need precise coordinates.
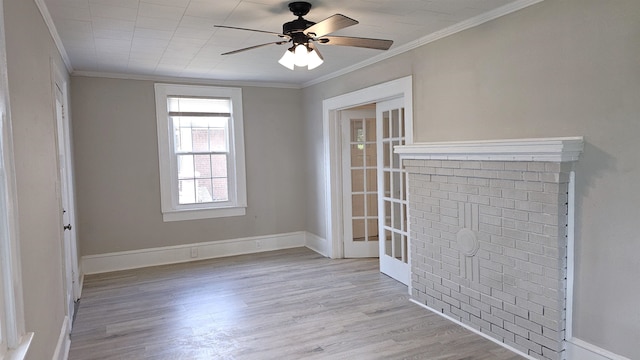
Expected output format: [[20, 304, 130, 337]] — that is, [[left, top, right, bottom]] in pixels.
[[155, 83, 247, 222]]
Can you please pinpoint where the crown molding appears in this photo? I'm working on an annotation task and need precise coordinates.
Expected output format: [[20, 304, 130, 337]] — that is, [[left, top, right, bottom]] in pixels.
[[395, 137, 584, 162], [302, 0, 544, 88], [71, 70, 303, 89], [34, 0, 73, 73]]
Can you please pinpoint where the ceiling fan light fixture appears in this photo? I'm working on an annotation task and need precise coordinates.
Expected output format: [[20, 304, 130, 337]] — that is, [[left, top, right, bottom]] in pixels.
[[293, 43, 309, 67], [307, 47, 323, 70], [278, 47, 296, 70]]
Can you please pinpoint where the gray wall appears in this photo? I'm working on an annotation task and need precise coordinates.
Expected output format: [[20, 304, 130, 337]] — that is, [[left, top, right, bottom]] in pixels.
[[4, 0, 69, 358], [71, 77, 306, 255], [303, 0, 639, 358]]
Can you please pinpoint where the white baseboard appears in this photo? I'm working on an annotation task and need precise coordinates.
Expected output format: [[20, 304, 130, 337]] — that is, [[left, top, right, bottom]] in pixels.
[[52, 316, 70, 360], [565, 338, 631, 360], [81, 232, 306, 274], [305, 232, 328, 257], [410, 299, 536, 360]]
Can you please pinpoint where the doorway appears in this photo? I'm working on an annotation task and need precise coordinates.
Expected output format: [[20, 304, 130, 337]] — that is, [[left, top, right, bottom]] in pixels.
[[322, 76, 413, 286]]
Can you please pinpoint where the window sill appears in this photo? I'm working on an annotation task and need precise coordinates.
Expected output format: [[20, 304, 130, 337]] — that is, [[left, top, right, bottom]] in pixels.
[[162, 206, 246, 222], [3, 332, 34, 360]]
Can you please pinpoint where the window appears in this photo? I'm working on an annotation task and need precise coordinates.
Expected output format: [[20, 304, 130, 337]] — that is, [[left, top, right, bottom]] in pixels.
[[155, 84, 247, 221]]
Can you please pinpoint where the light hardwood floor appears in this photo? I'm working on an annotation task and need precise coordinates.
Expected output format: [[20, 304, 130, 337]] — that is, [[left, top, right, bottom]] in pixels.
[[69, 247, 524, 360]]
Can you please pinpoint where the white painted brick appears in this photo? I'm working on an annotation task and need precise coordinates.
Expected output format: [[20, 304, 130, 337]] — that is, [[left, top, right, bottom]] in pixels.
[[491, 253, 516, 267], [436, 167, 455, 176], [469, 177, 489, 186], [474, 169, 498, 178], [490, 197, 515, 209], [430, 190, 449, 199], [481, 310, 504, 327], [453, 168, 476, 177], [504, 247, 529, 261], [491, 236, 515, 248], [469, 195, 491, 205], [492, 306, 516, 323], [530, 253, 560, 269], [458, 184, 480, 195], [479, 186, 502, 197], [529, 332, 561, 352], [447, 176, 468, 185], [515, 181, 544, 192], [480, 275, 503, 290], [450, 306, 470, 321], [439, 183, 458, 192], [530, 313, 561, 333], [442, 293, 461, 308], [504, 162, 529, 171], [461, 286, 481, 301], [425, 160, 442, 168], [543, 183, 560, 194], [482, 161, 505, 170], [530, 213, 558, 226], [523, 172, 539, 181], [479, 223, 502, 236], [504, 302, 529, 319], [441, 160, 461, 169], [503, 209, 529, 221], [542, 204, 559, 215], [461, 302, 481, 317], [527, 162, 546, 172], [460, 161, 482, 169], [502, 218, 517, 229], [479, 258, 503, 272], [542, 346, 563, 360], [439, 199, 458, 209], [516, 220, 545, 235], [450, 289, 470, 305], [545, 162, 562, 173], [479, 205, 502, 216], [448, 192, 468, 202], [515, 316, 543, 335], [515, 240, 544, 255], [529, 293, 562, 312], [503, 228, 528, 241], [502, 188, 528, 200], [470, 314, 491, 330], [504, 320, 529, 338], [491, 289, 516, 304], [503, 283, 529, 299], [490, 179, 515, 189]]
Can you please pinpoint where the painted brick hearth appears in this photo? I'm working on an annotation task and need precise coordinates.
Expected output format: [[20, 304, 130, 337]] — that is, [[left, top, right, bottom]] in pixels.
[[396, 138, 583, 360]]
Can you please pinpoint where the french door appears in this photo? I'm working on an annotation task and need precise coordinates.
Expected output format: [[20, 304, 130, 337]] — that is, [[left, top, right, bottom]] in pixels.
[[341, 109, 379, 257], [377, 98, 409, 285]]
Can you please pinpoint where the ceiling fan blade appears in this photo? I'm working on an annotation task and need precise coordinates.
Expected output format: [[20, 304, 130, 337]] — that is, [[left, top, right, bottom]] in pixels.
[[317, 36, 393, 50], [214, 25, 288, 38], [304, 14, 358, 38], [221, 41, 289, 55]]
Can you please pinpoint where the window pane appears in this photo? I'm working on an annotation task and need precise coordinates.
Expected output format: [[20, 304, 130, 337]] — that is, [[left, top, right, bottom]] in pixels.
[[194, 154, 211, 178], [177, 155, 194, 179], [211, 155, 227, 177], [196, 179, 213, 203], [173, 117, 192, 153], [209, 127, 227, 152], [168, 97, 230, 113], [212, 178, 229, 201], [192, 128, 209, 152], [178, 179, 196, 204]]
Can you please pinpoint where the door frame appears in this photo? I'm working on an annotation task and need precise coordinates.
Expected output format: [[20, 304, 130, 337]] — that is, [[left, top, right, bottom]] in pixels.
[[322, 76, 413, 259], [51, 62, 80, 304]]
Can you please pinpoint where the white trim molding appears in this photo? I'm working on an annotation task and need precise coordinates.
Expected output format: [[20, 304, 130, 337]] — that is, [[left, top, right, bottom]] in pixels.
[[304, 232, 328, 257], [82, 232, 307, 275], [565, 338, 632, 360], [33, 0, 72, 73], [395, 137, 584, 162], [52, 316, 70, 360]]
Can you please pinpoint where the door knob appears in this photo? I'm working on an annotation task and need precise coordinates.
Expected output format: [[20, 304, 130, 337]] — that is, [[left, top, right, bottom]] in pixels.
[[64, 224, 72, 231]]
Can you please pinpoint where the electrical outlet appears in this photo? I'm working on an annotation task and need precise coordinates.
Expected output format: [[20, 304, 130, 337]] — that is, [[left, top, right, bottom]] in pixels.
[[255, 240, 262, 249], [190, 247, 198, 258]]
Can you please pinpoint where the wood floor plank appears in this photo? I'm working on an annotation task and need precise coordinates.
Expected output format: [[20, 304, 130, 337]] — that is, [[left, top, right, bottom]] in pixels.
[[69, 248, 524, 360]]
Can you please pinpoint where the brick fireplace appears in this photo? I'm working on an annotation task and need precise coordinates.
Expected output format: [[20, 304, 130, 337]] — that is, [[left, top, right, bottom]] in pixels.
[[396, 137, 583, 360]]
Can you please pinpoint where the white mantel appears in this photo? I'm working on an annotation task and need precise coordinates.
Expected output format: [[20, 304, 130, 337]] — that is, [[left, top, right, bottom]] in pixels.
[[395, 136, 584, 162]]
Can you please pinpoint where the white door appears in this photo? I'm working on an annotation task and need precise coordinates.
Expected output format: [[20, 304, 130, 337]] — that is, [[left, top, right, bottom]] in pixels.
[[341, 108, 379, 257], [377, 98, 410, 285], [54, 83, 77, 322]]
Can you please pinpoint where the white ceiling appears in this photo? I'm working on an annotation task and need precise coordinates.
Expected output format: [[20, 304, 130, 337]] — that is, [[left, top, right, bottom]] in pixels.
[[41, 0, 530, 86]]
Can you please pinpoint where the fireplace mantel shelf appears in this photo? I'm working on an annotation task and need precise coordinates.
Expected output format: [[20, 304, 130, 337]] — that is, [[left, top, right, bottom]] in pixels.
[[395, 136, 584, 162]]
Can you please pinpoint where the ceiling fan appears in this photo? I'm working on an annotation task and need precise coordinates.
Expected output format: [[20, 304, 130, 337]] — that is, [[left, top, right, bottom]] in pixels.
[[214, 1, 393, 70]]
